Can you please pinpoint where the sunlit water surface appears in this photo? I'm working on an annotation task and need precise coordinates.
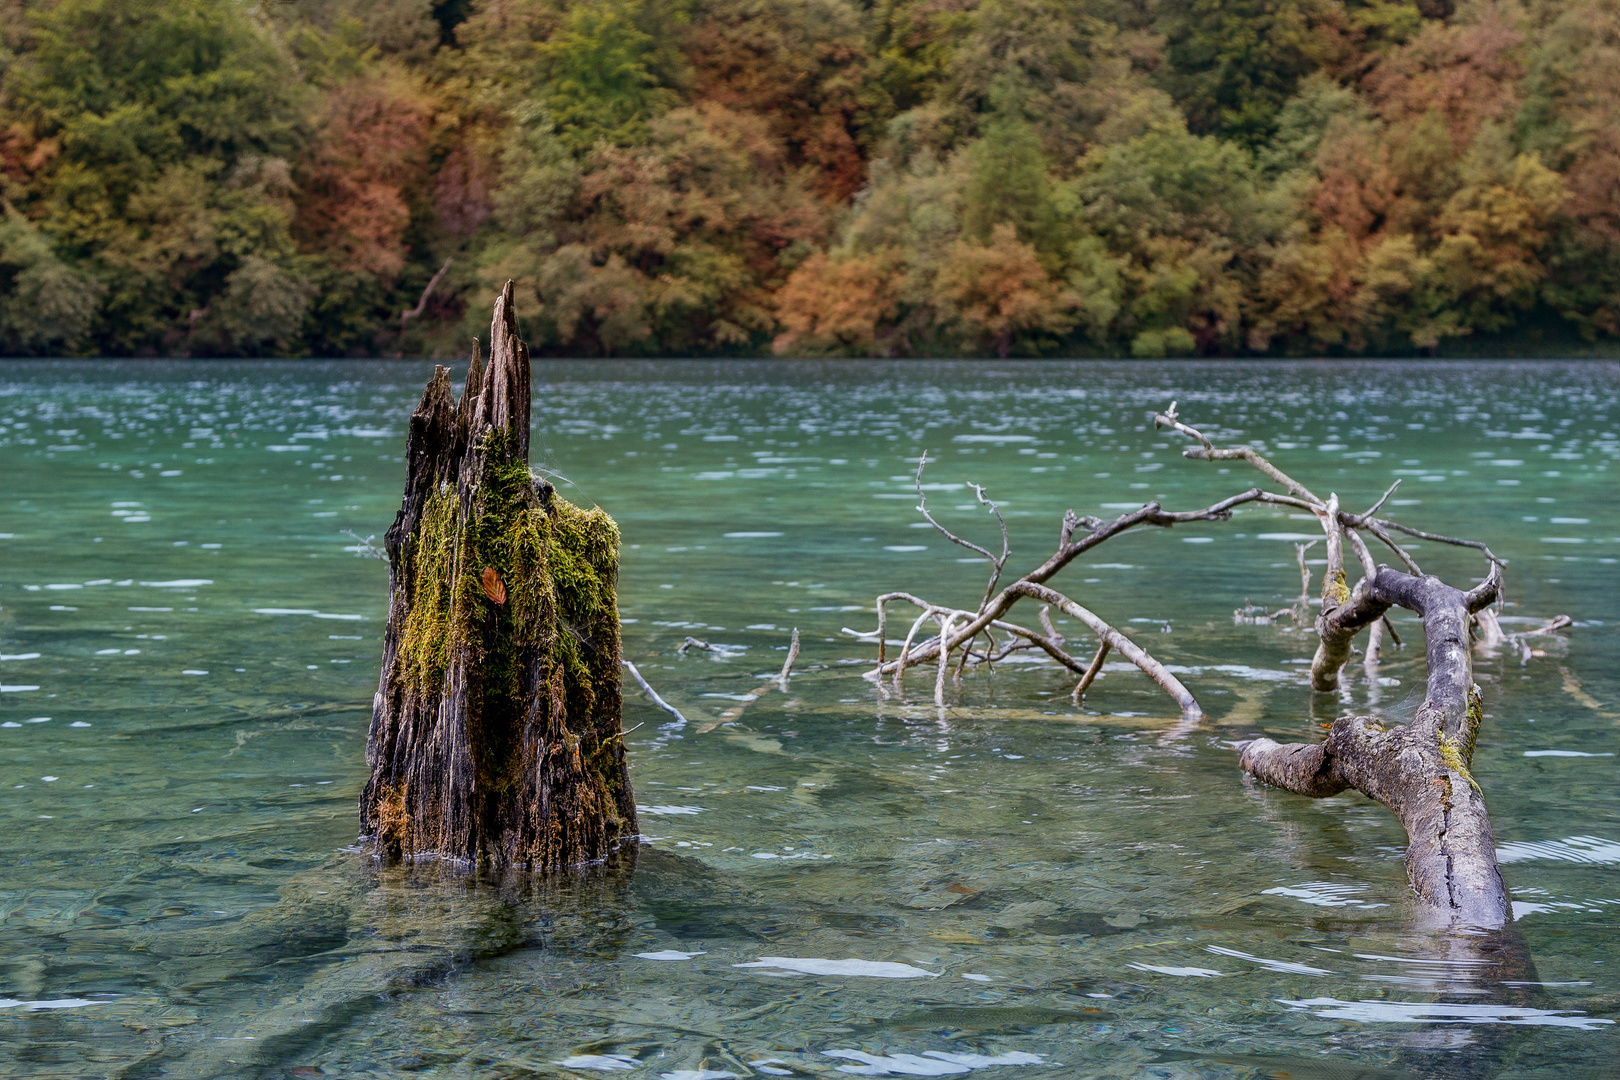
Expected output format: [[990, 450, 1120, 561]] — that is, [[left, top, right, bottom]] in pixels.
[[1, 359, 1617, 1079]]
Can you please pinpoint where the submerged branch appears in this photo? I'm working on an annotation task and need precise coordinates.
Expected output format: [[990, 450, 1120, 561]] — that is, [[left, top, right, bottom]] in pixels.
[[624, 660, 687, 725], [1241, 568, 1508, 928], [845, 400, 1552, 930]]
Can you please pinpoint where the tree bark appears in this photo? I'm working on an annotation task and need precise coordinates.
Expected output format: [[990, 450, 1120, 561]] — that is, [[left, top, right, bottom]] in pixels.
[[1240, 565, 1507, 928], [359, 282, 637, 869]]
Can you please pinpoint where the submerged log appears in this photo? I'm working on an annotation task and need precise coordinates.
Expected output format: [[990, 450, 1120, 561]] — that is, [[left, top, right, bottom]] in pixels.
[[1239, 564, 1508, 928], [852, 401, 1574, 931], [359, 282, 637, 869]]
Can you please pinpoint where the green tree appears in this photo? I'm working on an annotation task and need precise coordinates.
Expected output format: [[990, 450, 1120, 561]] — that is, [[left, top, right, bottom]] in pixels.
[[960, 114, 1065, 262], [2, 0, 307, 353], [946, 0, 1140, 162], [541, 0, 689, 153], [1077, 116, 1271, 352], [0, 208, 103, 353], [1155, 0, 1333, 148]]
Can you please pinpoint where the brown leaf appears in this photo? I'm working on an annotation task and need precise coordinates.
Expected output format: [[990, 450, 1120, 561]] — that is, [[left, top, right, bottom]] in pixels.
[[481, 567, 506, 605]]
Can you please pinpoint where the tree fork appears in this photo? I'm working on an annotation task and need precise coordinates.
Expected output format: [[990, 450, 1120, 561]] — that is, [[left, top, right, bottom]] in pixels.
[[854, 403, 1571, 930], [359, 282, 637, 870], [1240, 565, 1508, 928]]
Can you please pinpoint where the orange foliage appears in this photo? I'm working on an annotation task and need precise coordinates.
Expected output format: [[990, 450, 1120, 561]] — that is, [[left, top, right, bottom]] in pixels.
[[1310, 122, 1400, 247], [687, 0, 866, 201], [295, 67, 433, 278], [772, 251, 902, 354], [1362, 7, 1523, 150], [933, 225, 1077, 356], [503, 103, 830, 354], [572, 104, 824, 279]]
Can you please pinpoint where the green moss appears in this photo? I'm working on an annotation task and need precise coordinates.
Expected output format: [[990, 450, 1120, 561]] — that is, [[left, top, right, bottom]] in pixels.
[[1438, 731, 1482, 795], [1464, 683, 1485, 740], [395, 484, 459, 693], [389, 426, 624, 806], [1322, 568, 1350, 607]]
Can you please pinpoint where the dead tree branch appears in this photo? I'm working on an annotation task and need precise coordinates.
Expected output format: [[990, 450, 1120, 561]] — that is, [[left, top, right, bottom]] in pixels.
[[849, 399, 1569, 929], [623, 660, 687, 725], [777, 627, 800, 690], [1239, 568, 1506, 928], [1007, 582, 1201, 716], [692, 628, 803, 733], [863, 487, 1276, 691], [399, 257, 452, 329], [914, 452, 1011, 609]]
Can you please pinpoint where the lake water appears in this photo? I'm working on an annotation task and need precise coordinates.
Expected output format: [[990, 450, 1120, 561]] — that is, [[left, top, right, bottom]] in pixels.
[[1, 359, 1616, 1079]]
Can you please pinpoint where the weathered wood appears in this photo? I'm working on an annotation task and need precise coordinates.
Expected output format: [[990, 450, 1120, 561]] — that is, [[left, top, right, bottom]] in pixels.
[[854, 402, 1564, 931], [359, 282, 636, 870], [1240, 565, 1508, 928]]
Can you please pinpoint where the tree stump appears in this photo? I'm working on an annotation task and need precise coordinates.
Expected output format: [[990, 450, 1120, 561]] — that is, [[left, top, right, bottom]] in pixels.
[[359, 282, 637, 869]]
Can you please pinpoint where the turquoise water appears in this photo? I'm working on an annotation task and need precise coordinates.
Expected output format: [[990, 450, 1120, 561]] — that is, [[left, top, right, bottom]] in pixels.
[[0, 359, 1616, 1079]]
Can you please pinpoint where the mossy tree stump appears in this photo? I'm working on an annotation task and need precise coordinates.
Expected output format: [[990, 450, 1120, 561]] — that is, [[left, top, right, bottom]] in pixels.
[[360, 283, 637, 869]]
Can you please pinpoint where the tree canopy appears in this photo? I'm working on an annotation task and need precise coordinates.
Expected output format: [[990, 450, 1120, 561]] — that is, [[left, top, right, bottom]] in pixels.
[[0, 0, 1614, 356]]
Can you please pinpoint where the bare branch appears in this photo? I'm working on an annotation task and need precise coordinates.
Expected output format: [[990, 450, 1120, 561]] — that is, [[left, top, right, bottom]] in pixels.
[[777, 627, 800, 690], [1374, 518, 1506, 568], [342, 529, 387, 560], [1363, 618, 1384, 681], [623, 660, 687, 725], [1364, 518, 1423, 574], [1154, 402, 1322, 504], [1289, 539, 1317, 623], [1513, 614, 1573, 639], [934, 612, 956, 707], [1006, 581, 1201, 718], [399, 257, 452, 329], [1345, 528, 1378, 582], [912, 453, 994, 562], [1059, 508, 1081, 549], [968, 481, 1011, 606], [1345, 479, 1401, 526], [870, 489, 1281, 676], [1073, 640, 1110, 703], [1464, 560, 1505, 613], [1381, 615, 1402, 649], [1318, 493, 1345, 603], [894, 607, 935, 687], [876, 596, 889, 664], [1152, 403, 1507, 594], [912, 453, 1011, 608]]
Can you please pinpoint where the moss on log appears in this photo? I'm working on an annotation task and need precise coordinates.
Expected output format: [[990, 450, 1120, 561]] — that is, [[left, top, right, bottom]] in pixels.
[[359, 282, 637, 870]]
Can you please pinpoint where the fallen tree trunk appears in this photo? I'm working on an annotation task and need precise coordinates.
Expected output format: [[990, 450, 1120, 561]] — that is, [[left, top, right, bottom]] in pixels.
[[849, 401, 1574, 930], [359, 282, 637, 869], [1239, 565, 1508, 928]]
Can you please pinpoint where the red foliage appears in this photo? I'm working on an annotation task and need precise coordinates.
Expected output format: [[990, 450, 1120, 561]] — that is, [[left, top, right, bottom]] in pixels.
[[1362, 8, 1524, 150], [687, 1, 867, 201], [296, 68, 433, 278]]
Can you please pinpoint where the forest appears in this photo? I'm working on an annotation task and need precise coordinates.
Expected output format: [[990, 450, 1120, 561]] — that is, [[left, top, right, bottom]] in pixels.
[[0, 0, 1617, 358]]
